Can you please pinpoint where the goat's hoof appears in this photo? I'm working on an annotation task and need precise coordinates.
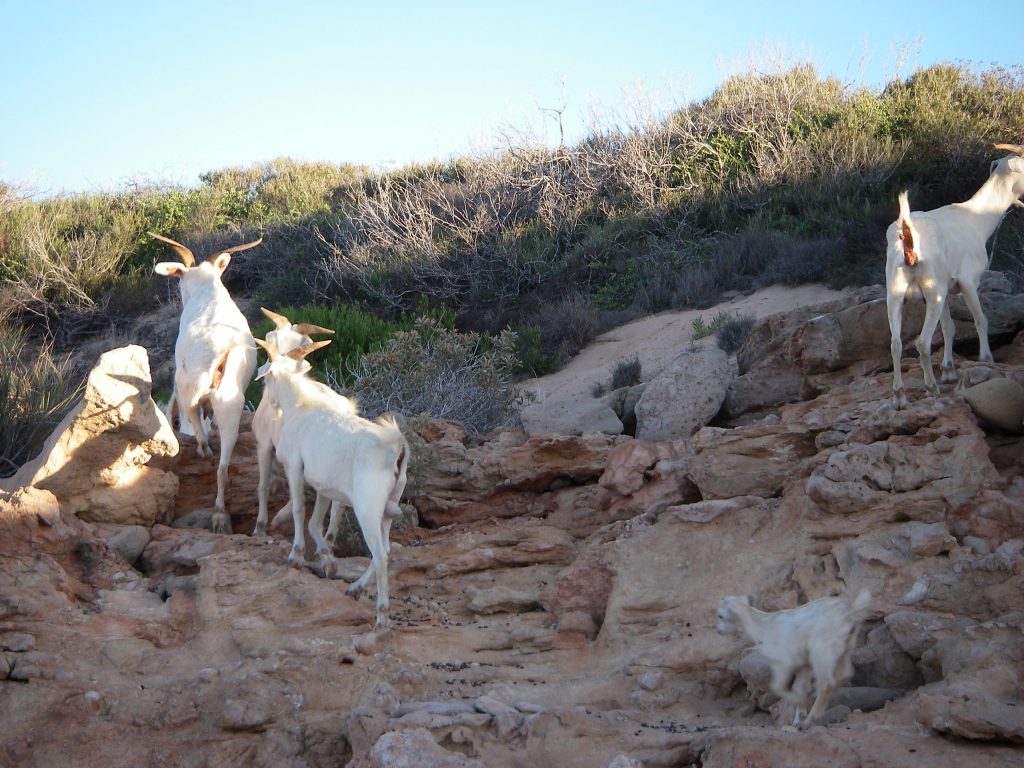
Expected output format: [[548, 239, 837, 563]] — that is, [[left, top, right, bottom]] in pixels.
[[252, 522, 267, 537], [346, 583, 364, 600], [318, 555, 341, 579], [211, 512, 231, 534], [374, 615, 391, 629], [892, 389, 908, 409], [940, 366, 958, 384]]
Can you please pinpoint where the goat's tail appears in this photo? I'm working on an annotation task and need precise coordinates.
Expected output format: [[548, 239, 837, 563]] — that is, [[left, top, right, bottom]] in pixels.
[[896, 191, 920, 267], [375, 414, 410, 487]]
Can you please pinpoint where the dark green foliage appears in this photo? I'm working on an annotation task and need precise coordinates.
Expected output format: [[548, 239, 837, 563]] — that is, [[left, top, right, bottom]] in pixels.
[[716, 314, 756, 355], [251, 303, 401, 379]]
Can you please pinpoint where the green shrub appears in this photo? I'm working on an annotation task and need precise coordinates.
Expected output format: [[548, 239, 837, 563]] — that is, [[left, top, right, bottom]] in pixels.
[[339, 317, 527, 434], [692, 311, 732, 340], [251, 302, 401, 375], [0, 325, 83, 477]]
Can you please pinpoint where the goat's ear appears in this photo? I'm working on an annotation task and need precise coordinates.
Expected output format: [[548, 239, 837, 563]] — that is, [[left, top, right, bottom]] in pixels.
[[210, 252, 232, 273], [155, 262, 187, 278], [990, 160, 1000, 176], [1008, 157, 1024, 174], [253, 338, 276, 361]]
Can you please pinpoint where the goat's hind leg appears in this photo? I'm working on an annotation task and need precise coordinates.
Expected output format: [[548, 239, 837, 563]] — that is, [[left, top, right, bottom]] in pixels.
[[915, 295, 946, 396], [938, 302, 958, 383], [887, 288, 909, 408]]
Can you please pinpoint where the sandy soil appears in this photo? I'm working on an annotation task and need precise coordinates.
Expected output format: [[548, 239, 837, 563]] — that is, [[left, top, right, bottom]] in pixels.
[[522, 283, 848, 403]]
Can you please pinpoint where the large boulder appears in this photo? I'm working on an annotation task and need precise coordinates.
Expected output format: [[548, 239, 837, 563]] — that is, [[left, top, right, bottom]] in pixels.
[[0, 345, 179, 526], [634, 345, 737, 441], [520, 397, 623, 437]]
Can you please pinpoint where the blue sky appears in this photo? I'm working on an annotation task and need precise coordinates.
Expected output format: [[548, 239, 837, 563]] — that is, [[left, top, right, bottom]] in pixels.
[[1, 2, 1018, 195]]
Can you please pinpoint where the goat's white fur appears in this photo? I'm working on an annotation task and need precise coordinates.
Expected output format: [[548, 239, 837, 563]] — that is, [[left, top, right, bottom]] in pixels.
[[256, 340, 409, 627], [251, 307, 351, 538], [886, 144, 1024, 407], [153, 232, 262, 533], [716, 589, 871, 729]]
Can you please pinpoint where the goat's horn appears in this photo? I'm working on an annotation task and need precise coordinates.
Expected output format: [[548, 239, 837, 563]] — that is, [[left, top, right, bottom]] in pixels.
[[292, 323, 336, 336], [285, 340, 332, 361], [253, 338, 276, 360], [209, 236, 264, 262], [148, 231, 195, 267], [260, 307, 291, 330], [993, 143, 1024, 158]]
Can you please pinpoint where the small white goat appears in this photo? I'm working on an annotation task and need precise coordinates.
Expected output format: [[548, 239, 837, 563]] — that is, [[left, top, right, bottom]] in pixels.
[[886, 143, 1024, 408], [716, 589, 871, 729], [252, 307, 344, 537], [255, 339, 409, 627], [153, 232, 263, 533]]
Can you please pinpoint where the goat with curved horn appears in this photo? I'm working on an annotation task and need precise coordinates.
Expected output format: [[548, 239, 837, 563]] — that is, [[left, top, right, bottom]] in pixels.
[[212, 237, 263, 260], [153, 231, 263, 533], [148, 231, 195, 267], [993, 143, 1024, 157], [251, 315, 349, 539]]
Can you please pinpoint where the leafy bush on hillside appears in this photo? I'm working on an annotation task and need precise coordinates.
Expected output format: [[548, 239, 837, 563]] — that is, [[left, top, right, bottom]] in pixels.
[[336, 318, 527, 434], [3, 61, 1024, 367]]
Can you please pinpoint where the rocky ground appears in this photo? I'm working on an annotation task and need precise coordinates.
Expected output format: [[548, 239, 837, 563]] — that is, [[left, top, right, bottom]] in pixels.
[[2, 281, 1024, 767]]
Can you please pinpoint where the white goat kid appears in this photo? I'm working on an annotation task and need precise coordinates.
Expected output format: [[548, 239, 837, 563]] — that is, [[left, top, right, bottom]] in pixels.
[[886, 143, 1024, 408], [153, 232, 262, 533], [716, 589, 872, 729], [255, 340, 409, 627], [252, 307, 341, 537]]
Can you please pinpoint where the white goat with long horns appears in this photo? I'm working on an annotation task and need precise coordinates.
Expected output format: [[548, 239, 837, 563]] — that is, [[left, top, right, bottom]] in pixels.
[[886, 143, 1024, 408], [153, 232, 262, 533], [252, 306, 347, 537], [255, 339, 409, 627]]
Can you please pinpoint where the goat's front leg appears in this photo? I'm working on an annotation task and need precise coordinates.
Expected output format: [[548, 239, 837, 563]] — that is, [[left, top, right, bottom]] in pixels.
[[308, 493, 339, 577], [887, 288, 908, 408], [938, 302, 958, 383], [286, 464, 307, 566], [960, 280, 994, 363], [253, 438, 274, 537]]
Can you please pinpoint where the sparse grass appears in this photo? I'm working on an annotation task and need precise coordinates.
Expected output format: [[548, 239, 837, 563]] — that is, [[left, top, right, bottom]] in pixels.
[[716, 314, 756, 354], [0, 324, 83, 477], [610, 354, 642, 390]]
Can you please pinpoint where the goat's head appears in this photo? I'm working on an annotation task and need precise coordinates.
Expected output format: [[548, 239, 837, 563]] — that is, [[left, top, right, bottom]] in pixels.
[[254, 337, 332, 382], [992, 144, 1024, 199], [152, 232, 262, 303], [260, 307, 335, 357], [716, 595, 751, 635]]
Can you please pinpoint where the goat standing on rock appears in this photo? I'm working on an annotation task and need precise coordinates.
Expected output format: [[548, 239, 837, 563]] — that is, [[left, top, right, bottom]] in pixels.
[[886, 143, 1024, 408], [717, 589, 872, 729], [251, 307, 345, 538], [153, 232, 263, 533], [255, 339, 409, 628]]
